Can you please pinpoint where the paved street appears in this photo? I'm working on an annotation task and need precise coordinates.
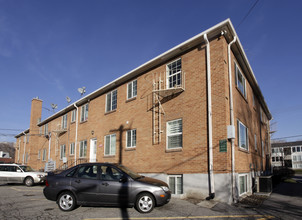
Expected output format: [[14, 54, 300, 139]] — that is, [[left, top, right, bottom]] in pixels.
[[0, 179, 301, 220]]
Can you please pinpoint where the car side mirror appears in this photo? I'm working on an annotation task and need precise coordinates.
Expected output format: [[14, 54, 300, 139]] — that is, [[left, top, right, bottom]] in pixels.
[[17, 169, 21, 173], [119, 176, 128, 183]]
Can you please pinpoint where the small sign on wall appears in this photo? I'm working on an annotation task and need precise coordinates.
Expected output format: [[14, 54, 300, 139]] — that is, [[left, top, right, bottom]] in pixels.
[[219, 139, 227, 152]]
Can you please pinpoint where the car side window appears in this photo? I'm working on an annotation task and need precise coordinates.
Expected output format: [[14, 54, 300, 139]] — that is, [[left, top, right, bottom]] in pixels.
[[0, 166, 6, 171], [8, 166, 17, 172], [101, 166, 122, 181], [66, 168, 78, 177], [75, 165, 98, 179]]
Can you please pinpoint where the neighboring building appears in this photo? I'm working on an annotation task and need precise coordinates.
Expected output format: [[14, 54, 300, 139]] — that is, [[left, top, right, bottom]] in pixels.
[[15, 19, 272, 203], [271, 141, 302, 169], [0, 142, 15, 163]]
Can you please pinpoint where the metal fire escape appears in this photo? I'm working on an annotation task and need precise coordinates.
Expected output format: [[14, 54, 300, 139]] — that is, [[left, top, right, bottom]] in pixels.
[[152, 71, 185, 145]]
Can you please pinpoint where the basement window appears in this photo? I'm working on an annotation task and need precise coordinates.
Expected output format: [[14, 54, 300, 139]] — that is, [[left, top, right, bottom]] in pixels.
[[239, 174, 248, 196], [168, 175, 183, 195]]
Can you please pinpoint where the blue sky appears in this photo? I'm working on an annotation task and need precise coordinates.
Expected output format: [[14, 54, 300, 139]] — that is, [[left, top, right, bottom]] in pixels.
[[0, 0, 301, 142]]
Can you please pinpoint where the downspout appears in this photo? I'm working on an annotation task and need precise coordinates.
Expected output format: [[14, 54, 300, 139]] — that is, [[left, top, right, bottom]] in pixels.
[[227, 35, 237, 203], [74, 104, 79, 165], [48, 132, 52, 160], [22, 132, 27, 164], [204, 34, 215, 199]]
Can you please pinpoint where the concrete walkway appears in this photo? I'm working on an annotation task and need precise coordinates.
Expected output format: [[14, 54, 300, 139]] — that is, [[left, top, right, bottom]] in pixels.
[[256, 174, 302, 220]]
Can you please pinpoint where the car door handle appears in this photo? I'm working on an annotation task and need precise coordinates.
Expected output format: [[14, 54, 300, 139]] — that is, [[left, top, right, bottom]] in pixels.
[[75, 180, 81, 183], [102, 182, 109, 186]]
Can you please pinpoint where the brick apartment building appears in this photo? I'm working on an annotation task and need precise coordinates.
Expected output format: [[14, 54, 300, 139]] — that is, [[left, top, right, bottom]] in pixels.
[[15, 19, 272, 203]]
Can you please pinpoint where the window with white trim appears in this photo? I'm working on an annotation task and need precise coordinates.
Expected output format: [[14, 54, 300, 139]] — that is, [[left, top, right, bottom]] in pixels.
[[71, 109, 76, 123], [126, 129, 136, 148], [70, 142, 75, 155], [62, 114, 67, 129], [105, 134, 116, 156], [168, 175, 183, 195], [237, 120, 248, 151], [239, 174, 248, 195], [167, 119, 183, 149], [127, 80, 137, 100], [42, 149, 47, 161], [80, 104, 89, 122], [79, 140, 87, 158], [106, 90, 117, 112], [235, 63, 246, 98], [60, 144, 66, 160], [167, 59, 182, 88]]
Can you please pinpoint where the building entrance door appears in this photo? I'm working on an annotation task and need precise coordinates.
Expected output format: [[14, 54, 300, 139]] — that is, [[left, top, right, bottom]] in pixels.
[[89, 138, 97, 162]]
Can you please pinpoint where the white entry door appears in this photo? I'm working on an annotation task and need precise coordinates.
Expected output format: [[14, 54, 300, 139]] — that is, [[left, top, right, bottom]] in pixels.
[[89, 138, 97, 162]]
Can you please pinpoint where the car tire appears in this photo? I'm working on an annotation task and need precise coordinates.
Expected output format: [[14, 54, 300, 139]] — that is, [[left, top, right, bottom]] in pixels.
[[57, 191, 77, 211], [135, 193, 155, 213], [24, 177, 34, 187]]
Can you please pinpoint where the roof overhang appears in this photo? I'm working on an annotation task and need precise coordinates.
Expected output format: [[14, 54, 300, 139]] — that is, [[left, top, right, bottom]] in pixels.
[[15, 129, 30, 138], [37, 18, 271, 127]]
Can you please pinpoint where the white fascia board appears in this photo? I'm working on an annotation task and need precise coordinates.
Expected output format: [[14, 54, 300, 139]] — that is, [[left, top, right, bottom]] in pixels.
[[38, 19, 232, 126]]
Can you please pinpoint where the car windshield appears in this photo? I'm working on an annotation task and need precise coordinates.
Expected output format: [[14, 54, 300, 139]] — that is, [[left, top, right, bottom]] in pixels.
[[19, 165, 35, 172], [116, 164, 142, 179]]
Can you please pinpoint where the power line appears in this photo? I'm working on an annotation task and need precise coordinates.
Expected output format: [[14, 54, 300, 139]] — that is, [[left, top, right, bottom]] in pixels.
[[272, 135, 302, 140], [236, 0, 260, 29]]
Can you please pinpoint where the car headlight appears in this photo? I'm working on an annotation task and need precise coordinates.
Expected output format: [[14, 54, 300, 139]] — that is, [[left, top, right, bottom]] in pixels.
[[161, 186, 170, 192], [37, 174, 44, 178]]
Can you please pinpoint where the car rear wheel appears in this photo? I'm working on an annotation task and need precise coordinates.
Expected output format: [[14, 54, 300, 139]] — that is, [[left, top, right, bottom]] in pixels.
[[58, 191, 76, 211], [24, 177, 34, 187], [135, 193, 155, 213]]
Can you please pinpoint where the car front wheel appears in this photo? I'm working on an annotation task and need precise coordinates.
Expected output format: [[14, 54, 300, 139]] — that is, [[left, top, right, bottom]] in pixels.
[[135, 193, 155, 213], [24, 177, 34, 187], [58, 191, 76, 211]]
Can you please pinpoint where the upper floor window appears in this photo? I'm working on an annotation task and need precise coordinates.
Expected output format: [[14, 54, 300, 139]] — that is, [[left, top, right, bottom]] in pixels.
[[235, 63, 246, 98], [126, 129, 136, 148], [106, 90, 117, 112], [44, 124, 48, 136], [167, 58, 182, 89], [62, 114, 67, 129], [127, 80, 137, 100], [71, 109, 76, 123], [80, 104, 89, 122], [237, 120, 248, 151], [167, 119, 183, 149]]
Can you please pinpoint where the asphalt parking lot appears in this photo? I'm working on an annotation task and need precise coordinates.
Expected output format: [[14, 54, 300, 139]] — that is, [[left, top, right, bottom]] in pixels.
[[0, 181, 301, 220]]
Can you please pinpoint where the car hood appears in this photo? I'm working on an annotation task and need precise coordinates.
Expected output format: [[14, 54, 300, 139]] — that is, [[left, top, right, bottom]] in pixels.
[[136, 176, 168, 187]]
